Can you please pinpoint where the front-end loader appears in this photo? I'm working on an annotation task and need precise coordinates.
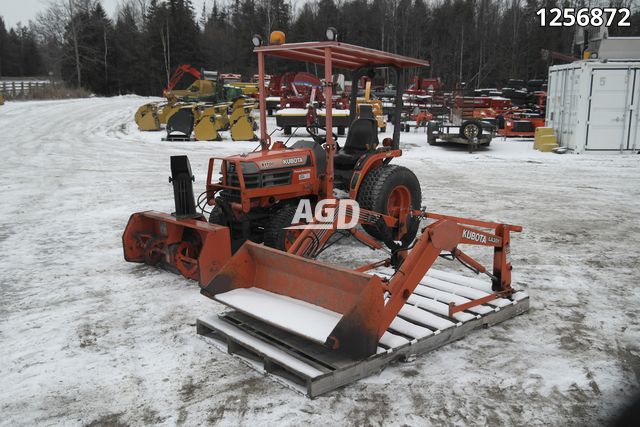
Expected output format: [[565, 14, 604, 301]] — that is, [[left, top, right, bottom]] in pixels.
[[123, 34, 529, 395]]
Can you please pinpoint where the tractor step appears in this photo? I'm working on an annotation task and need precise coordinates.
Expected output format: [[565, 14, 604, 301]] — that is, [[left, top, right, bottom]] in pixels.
[[196, 268, 529, 397]]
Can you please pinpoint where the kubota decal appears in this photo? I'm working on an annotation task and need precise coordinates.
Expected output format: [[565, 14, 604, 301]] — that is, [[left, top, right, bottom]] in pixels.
[[282, 157, 305, 165], [463, 229, 487, 244], [258, 156, 308, 170]]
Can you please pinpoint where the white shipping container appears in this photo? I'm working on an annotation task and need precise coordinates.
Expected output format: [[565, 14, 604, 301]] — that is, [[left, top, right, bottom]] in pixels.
[[546, 61, 640, 153]]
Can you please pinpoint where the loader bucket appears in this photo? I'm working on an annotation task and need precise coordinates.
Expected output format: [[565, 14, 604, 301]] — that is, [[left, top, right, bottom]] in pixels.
[[123, 211, 232, 286], [201, 242, 386, 359]]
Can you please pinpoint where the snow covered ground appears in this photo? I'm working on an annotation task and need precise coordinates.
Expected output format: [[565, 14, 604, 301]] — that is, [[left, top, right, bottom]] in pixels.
[[0, 96, 639, 426]]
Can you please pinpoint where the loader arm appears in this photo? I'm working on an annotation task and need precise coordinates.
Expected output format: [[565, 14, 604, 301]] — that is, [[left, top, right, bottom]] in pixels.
[[377, 215, 521, 336]]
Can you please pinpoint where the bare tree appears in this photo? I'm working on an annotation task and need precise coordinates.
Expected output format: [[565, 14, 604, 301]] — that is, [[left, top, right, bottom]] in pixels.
[[160, 18, 170, 87], [33, 0, 95, 87]]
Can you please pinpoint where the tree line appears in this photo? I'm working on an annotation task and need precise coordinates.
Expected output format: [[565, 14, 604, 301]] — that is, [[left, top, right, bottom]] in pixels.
[[0, 0, 638, 96]]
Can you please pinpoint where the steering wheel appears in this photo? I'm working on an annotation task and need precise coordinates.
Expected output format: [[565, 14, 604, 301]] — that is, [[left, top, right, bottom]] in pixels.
[[306, 124, 340, 149]]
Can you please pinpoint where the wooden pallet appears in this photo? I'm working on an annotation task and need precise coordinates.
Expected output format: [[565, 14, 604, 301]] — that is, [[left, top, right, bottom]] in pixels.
[[196, 268, 529, 397], [162, 136, 193, 142]]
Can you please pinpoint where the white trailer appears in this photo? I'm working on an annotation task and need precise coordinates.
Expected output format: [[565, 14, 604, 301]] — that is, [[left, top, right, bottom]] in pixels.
[[546, 61, 640, 153]]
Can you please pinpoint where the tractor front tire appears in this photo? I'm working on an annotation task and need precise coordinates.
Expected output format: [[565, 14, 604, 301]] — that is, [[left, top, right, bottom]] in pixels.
[[208, 206, 227, 226], [357, 165, 422, 246], [264, 204, 303, 251]]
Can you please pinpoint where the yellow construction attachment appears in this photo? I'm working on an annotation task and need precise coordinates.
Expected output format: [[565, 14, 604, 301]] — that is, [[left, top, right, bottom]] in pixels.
[[165, 79, 217, 103], [158, 102, 185, 125], [194, 113, 222, 141], [213, 105, 230, 131], [356, 81, 386, 132], [230, 104, 258, 141], [533, 127, 559, 152], [195, 104, 230, 130], [227, 82, 259, 96], [134, 103, 161, 131]]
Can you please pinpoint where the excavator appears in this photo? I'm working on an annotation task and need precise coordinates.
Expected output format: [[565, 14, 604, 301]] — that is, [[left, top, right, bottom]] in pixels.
[[123, 31, 529, 396]]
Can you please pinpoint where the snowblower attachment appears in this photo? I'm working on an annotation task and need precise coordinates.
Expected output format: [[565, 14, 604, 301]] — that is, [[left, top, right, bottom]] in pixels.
[[123, 156, 231, 284]]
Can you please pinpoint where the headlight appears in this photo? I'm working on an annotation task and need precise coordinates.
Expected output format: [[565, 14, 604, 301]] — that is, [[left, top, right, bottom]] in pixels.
[[326, 27, 338, 41], [251, 34, 263, 47], [240, 162, 259, 174]]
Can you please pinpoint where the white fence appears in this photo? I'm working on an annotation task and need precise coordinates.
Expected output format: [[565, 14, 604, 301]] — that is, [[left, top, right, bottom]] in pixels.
[[0, 79, 52, 97]]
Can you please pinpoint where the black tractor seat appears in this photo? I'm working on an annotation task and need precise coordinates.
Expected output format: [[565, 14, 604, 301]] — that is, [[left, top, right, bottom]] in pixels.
[[334, 104, 379, 169]]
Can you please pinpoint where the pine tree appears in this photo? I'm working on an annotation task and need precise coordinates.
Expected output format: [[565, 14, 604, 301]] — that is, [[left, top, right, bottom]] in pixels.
[[0, 17, 7, 76]]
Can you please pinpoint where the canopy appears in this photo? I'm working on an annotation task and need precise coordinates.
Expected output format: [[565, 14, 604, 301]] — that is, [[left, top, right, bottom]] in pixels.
[[254, 41, 429, 70]]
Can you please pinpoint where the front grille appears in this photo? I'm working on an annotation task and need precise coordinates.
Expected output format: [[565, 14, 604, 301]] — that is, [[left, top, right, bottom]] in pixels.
[[222, 170, 293, 203], [261, 171, 292, 187], [219, 189, 241, 203], [226, 171, 292, 189], [227, 171, 261, 188]]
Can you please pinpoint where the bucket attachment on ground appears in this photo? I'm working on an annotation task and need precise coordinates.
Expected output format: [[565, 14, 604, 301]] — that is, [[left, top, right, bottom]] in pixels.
[[122, 156, 232, 284], [135, 103, 161, 131], [201, 214, 522, 360], [201, 242, 385, 359], [166, 106, 195, 141]]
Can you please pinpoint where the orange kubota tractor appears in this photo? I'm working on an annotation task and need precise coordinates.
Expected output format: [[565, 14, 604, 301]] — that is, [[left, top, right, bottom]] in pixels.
[[123, 35, 527, 376]]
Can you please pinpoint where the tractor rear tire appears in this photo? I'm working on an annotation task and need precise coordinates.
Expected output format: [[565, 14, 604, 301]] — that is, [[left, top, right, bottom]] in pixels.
[[356, 165, 422, 246], [208, 206, 228, 226], [264, 204, 303, 251]]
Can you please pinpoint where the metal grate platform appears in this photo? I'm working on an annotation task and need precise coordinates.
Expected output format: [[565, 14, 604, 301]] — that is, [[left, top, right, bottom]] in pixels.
[[196, 268, 529, 397]]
